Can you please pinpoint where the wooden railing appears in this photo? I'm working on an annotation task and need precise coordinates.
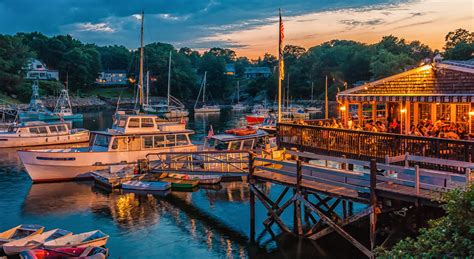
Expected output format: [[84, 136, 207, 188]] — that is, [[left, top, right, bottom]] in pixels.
[[277, 123, 474, 170]]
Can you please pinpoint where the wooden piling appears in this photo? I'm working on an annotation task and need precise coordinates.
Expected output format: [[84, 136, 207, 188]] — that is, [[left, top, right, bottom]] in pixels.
[[369, 159, 378, 251], [249, 152, 256, 243], [293, 159, 303, 235]]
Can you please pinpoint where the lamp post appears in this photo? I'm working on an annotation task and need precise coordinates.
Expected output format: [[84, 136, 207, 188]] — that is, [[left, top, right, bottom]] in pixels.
[[340, 105, 346, 126], [400, 108, 407, 134]]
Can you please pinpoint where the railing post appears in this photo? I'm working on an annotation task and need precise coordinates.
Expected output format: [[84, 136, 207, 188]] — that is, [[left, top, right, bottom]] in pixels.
[[466, 168, 472, 187], [404, 152, 409, 168], [294, 159, 303, 235], [369, 159, 378, 251], [415, 165, 420, 195], [248, 152, 256, 243]]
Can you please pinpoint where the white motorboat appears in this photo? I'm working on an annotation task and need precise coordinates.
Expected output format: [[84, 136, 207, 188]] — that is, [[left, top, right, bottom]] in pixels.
[[18, 114, 197, 183], [194, 105, 221, 113], [305, 106, 322, 113], [0, 121, 89, 148], [3, 228, 72, 255], [168, 174, 222, 185], [121, 180, 171, 191], [43, 230, 109, 249]]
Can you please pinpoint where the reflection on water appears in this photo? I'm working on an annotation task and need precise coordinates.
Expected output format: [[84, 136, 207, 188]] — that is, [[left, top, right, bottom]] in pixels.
[[0, 110, 364, 258]]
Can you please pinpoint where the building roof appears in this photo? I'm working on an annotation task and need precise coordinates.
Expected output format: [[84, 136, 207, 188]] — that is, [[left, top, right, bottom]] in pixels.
[[337, 61, 474, 103], [244, 67, 272, 74], [225, 64, 236, 73], [100, 70, 128, 73]]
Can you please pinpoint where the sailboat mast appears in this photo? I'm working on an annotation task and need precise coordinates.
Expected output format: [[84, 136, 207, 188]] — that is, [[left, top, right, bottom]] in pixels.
[[311, 81, 314, 102], [287, 73, 290, 109], [167, 51, 172, 107], [203, 71, 207, 104], [146, 71, 149, 105], [237, 80, 240, 104], [138, 11, 144, 106]]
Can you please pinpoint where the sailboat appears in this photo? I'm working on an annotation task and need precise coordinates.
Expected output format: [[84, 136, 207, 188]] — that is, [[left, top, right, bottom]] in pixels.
[[231, 81, 245, 111], [142, 51, 189, 118], [194, 72, 221, 113], [18, 81, 82, 122]]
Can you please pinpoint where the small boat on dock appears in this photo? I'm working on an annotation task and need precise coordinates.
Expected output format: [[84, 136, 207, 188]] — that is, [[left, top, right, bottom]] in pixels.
[[0, 225, 44, 246], [43, 230, 109, 249], [194, 72, 221, 114], [20, 246, 108, 259], [0, 121, 89, 148], [3, 228, 72, 255], [122, 180, 171, 191], [91, 165, 161, 189], [161, 177, 198, 190], [168, 174, 222, 185]]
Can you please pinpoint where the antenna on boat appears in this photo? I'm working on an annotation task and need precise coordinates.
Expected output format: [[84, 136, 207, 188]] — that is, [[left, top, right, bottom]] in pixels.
[[167, 50, 172, 109], [138, 11, 145, 109]]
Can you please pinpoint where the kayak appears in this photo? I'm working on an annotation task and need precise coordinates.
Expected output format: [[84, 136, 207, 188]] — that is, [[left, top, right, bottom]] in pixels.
[[20, 246, 108, 259], [121, 180, 171, 191], [161, 177, 198, 189]]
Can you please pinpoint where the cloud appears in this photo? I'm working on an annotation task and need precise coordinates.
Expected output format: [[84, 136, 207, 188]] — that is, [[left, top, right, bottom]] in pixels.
[[340, 18, 385, 26], [77, 22, 115, 32]]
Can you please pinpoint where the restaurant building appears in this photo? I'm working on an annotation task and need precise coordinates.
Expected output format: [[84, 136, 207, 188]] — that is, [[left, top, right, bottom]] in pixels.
[[336, 58, 474, 135]]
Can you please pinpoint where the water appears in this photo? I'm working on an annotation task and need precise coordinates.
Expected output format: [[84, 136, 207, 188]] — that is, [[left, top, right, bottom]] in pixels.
[[0, 109, 365, 258]]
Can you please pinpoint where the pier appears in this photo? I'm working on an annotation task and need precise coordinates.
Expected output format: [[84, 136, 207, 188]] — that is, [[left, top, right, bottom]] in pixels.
[[142, 146, 473, 258]]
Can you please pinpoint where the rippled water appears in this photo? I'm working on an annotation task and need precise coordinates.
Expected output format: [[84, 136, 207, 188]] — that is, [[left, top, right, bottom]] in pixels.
[[0, 109, 364, 258]]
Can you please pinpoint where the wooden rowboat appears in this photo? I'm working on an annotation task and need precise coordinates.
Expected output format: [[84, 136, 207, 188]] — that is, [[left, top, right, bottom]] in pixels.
[[0, 224, 44, 246], [3, 228, 72, 255], [20, 246, 108, 259], [43, 230, 109, 249], [169, 174, 222, 185], [161, 177, 199, 190], [121, 180, 171, 191]]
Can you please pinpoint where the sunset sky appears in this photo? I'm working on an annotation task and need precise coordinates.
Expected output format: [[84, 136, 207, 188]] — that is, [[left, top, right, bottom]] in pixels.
[[0, 0, 472, 58]]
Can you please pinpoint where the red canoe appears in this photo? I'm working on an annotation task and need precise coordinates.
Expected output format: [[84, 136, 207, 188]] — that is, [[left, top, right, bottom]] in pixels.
[[245, 115, 265, 125], [20, 246, 108, 259]]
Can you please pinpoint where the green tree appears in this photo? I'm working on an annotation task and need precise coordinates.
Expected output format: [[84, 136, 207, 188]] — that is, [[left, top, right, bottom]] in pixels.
[[208, 47, 236, 63], [97, 45, 131, 70], [198, 52, 230, 100], [370, 49, 414, 79], [444, 28, 474, 60], [377, 185, 474, 257]]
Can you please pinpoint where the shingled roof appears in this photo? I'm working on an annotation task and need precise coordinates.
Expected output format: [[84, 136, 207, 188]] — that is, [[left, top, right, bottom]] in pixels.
[[337, 60, 474, 103]]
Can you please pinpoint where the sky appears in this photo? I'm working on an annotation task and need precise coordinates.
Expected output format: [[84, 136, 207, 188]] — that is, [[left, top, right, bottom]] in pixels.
[[0, 0, 472, 58]]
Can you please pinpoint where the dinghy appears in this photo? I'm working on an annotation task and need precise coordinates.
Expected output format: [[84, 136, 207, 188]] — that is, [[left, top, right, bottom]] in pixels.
[[161, 177, 198, 190], [169, 174, 222, 185], [0, 224, 44, 246], [121, 180, 171, 191], [3, 228, 72, 255], [20, 246, 108, 259], [43, 230, 109, 249]]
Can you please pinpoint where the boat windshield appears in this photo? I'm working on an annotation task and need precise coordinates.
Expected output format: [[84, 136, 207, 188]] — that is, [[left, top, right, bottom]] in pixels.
[[208, 139, 227, 150], [93, 134, 111, 149]]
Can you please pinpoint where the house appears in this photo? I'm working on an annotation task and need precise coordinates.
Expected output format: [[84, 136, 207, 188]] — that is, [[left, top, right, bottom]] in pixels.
[[244, 67, 272, 79], [24, 59, 59, 80], [337, 58, 474, 135], [96, 70, 128, 86], [225, 64, 236, 76]]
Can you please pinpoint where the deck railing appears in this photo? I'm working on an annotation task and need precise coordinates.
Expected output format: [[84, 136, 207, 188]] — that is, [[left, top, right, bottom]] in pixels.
[[277, 123, 474, 171]]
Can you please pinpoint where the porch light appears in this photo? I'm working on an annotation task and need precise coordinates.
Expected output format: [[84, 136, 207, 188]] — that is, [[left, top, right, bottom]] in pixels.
[[469, 111, 474, 116], [340, 106, 346, 111], [400, 109, 406, 113]]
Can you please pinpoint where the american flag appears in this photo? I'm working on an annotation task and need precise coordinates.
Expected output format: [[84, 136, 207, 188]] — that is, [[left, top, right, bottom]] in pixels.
[[207, 125, 214, 139], [279, 9, 285, 81]]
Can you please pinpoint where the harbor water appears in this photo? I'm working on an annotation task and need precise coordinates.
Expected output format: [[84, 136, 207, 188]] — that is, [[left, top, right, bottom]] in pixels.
[[0, 109, 365, 258]]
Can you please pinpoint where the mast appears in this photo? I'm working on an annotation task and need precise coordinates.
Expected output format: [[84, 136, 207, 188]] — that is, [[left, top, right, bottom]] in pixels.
[[138, 11, 144, 106], [311, 81, 314, 102], [237, 80, 240, 104], [203, 71, 207, 104], [277, 9, 284, 122], [325, 75, 328, 119], [287, 73, 290, 109], [146, 71, 149, 105], [167, 51, 172, 108]]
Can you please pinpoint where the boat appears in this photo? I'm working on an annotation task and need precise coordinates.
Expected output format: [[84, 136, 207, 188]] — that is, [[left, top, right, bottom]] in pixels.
[[168, 174, 222, 185], [18, 114, 197, 183], [91, 164, 163, 189], [20, 246, 108, 259], [3, 228, 72, 255], [245, 114, 266, 125], [194, 72, 221, 113], [204, 128, 276, 152], [231, 81, 246, 111], [121, 180, 171, 191], [43, 230, 109, 249], [0, 225, 44, 246], [0, 121, 89, 148], [19, 81, 82, 122], [305, 106, 322, 113], [161, 177, 198, 189]]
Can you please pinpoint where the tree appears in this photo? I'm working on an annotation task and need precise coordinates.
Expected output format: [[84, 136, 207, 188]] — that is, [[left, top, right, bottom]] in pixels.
[[208, 47, 236, 63], [259, 53, 278, 68], [97, 45, 131, 71], [377, 185, 474, 257], [284, 45, 306, 59], [444, 28, 474, 60], [198, 52, 230, 100], [370, 49, 414, 79]]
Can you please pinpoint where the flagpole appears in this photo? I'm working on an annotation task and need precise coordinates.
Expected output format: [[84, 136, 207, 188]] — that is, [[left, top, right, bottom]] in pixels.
[[277, 8, 283, 123]]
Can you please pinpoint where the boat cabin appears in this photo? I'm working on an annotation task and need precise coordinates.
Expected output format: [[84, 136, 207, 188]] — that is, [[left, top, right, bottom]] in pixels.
[[111, 114, 184, 134], [204, 130, 276, 151], [4, 121, 71, 136], [92, 114, 194, 152]]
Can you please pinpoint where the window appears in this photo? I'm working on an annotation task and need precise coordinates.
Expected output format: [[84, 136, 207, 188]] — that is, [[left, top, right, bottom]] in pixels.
[[94, 135, 111, 148], [436, 104, 451, 121], [456, 105, 469, 123], [349, 104, 359, 123], [128, 118, 140, 128], [242, 139, 254, 150], [36, 64, 42, 69], [418, 103, 431, 122], [154, 135, 165, 148], [29, 128, 39, 134], [229, 141, 241, 150], [117, 118, 126, 127], [376, 104, 386, 122], [176, 134, 189, 146], [110, 137, 128, 151], [143, 136, 154, 149], [38, 127, 48, 134], [165, 135, 176, 147], [127, 137, 142, 151], [49, 126, 58, 133], [57, 125, 67, 132], [141, 118, 154, 128]]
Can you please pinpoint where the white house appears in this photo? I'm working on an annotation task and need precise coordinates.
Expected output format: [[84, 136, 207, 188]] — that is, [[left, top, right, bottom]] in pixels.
[[25, 59, 59, 80], [96, 70, 128, 86]]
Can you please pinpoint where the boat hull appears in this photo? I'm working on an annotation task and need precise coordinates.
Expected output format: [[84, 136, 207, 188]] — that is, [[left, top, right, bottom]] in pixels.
[[245, 115, 265, 125], [0, 131, 89, 148], [18, 145, 197, 183], [194, 107, 221, 113], [122, 180, 171, 191]]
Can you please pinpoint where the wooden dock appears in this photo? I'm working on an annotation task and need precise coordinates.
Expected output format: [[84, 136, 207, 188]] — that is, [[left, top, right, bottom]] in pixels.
[[142, 149, 473, 258]]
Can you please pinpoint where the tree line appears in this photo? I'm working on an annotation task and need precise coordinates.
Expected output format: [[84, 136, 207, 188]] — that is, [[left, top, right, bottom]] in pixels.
[[0, 28, 472, 103]]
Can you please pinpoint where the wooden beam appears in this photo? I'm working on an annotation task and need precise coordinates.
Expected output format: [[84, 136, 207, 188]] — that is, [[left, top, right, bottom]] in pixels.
[[250, 184, 255, 243], [298, 195, 374, 258], [370, 159, 378, 251]]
